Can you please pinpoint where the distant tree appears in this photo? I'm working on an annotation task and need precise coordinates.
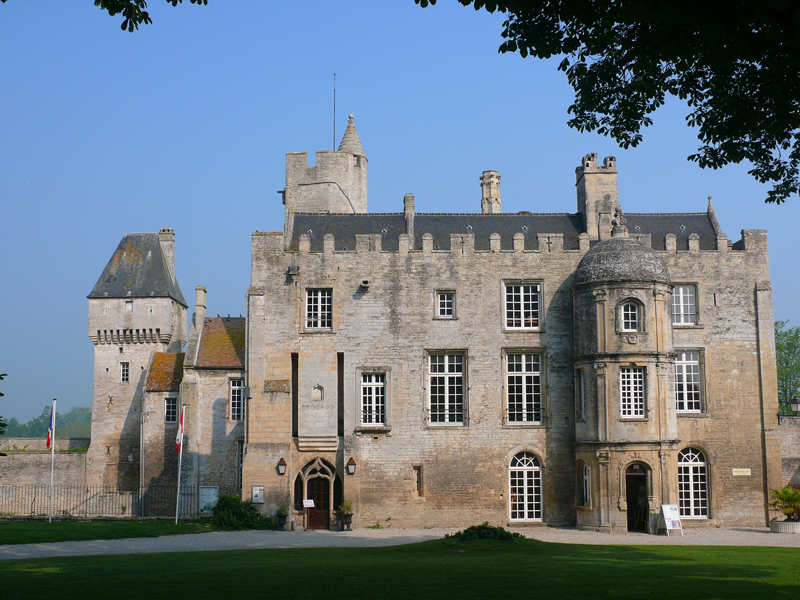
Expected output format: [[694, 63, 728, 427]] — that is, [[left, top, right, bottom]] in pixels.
[[0, 0, 208, 32], [416, 1, 800, 204], [3, 405, 91, 439], [776, 320, 800, 415]]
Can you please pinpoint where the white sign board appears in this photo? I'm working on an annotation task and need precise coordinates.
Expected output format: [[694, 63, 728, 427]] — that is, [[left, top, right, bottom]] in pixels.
[[732, 468, 751, 476], [659, 504, 683, 536], [252, 485, 265, 504], [199, 486, 219, 513], [303, 499, 315, 508]]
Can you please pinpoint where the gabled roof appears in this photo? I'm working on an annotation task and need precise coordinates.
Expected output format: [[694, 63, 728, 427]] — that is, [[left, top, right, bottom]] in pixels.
[[146, 353, 185, 392], [194, 317, 246, 370], [337, 114, 366, 158], [288, 211, 720, 252], [88, 232, 187, 307]]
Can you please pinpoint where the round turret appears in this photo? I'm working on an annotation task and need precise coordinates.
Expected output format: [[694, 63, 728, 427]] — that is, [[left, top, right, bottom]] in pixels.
[[574, 236, 671, 286]]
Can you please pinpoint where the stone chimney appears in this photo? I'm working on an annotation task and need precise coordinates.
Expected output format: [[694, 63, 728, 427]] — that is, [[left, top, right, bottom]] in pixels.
[[194, 285, 207, 329], [480, 171, 501, 214], [404, 193, 415, 247], [159, 228, 176, 281], [575, 154, 619, 240]]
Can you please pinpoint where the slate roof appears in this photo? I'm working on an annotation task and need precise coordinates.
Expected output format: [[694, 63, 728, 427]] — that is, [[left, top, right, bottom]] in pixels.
[[146, 353, 185, 392], [194, 317, 246, 370], [289, 211, 719, 252], [575, 236, 671, 286], [88, 233, 188, 306]]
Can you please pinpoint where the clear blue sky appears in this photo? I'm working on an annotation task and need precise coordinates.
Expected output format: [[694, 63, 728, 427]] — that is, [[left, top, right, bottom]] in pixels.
[[1, 1, 798, 423]]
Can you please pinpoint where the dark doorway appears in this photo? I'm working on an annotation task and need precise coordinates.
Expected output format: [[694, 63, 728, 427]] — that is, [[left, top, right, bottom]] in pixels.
[[307, 477, 330, 529], [626, 464, 648, 532]]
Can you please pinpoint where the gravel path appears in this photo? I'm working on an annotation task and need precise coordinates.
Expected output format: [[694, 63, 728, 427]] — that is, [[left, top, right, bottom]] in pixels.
[[2, 525, 799, 561]]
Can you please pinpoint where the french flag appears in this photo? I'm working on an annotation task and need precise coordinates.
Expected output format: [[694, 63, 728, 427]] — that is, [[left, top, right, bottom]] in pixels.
[[175, 405, 184, 452], [45, 405, 55, 450]]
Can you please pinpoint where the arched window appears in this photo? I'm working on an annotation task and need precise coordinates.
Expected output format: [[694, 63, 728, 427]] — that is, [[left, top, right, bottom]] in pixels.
[[509, 452, 542, 521], [678, 448, 708, 517], [621, 302, 640, 332], [581, 463, 591, 507]]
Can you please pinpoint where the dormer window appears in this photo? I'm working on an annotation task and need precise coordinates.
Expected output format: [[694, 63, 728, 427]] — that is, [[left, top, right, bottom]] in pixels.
[[621, 302, 640, 332]]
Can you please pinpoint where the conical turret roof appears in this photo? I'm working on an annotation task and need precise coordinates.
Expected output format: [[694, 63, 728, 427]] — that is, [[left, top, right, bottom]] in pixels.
[[338, 114, 366, 159]]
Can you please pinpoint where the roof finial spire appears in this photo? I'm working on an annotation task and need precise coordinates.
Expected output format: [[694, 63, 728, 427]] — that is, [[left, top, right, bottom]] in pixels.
[[338, 113, 366, 158]]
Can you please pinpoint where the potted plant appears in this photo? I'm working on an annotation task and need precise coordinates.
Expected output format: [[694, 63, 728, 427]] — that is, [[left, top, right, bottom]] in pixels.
[[276, 503, 290, 528], [768, 486, 800, 533], [339, 499, 354, 531]]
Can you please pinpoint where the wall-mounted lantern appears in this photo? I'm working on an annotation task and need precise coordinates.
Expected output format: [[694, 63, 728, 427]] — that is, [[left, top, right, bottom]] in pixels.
[[277, 457, 287, 475], [346, 457, 357, 475], [791, 397, 800, 414]]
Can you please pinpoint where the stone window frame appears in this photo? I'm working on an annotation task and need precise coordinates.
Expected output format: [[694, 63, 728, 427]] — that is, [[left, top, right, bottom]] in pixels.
[[619, 366, 646, 418], [303, 286, 335, 332], [617, 298, 645, 333], [164, 396, 178, 424], [424, 350, 468, 427], [229, 377, 245, 421], [502, 349, 545, 427], [675, 349, 705, 414], [120, 361, 130, 383], [576, 460, 592, 508], [508, 450, 543, 522], [355, 366, 392, 433], [434, 290, 457, 320], [672, 283, 700, 326], [677, 446, 710, 518], [503, 280, 542, 331], [575, 368, 587, 421]]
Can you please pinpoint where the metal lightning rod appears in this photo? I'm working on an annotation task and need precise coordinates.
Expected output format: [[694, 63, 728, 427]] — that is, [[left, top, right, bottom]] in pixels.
[[333, 73, 337, 150]]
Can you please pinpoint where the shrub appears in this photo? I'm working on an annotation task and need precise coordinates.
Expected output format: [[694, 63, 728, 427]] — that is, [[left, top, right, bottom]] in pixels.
[[445, 522, 525, 543], [211, 495, 278, 530], [768, 486, 800, 521]]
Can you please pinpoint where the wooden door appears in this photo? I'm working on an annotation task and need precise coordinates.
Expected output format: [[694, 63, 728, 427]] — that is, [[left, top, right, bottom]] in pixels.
[[307, 477, 330, 529]]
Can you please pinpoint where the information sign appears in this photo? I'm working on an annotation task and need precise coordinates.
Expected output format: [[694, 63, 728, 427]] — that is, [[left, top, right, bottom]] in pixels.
[[303, 499, 315, 508], [199, 486, 219, 513], [659, 504, 683, 536]]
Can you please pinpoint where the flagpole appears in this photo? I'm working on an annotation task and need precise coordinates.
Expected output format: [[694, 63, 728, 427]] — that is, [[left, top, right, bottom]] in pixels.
[[175, 405, 185, 525], [49, 399, 56, 523]]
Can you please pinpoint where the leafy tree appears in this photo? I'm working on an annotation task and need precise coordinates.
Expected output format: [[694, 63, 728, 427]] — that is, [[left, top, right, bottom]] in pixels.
[[776, 320, 800, 415], [2, 405, 91, 439], [0, 0, 208, 32], [416, 1, 800, 203]]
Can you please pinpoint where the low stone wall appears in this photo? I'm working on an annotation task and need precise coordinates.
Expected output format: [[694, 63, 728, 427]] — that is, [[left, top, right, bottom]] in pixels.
[[778, 417, 800, 486], [0, 437, 90, 452], [0, 437, 90, 487]]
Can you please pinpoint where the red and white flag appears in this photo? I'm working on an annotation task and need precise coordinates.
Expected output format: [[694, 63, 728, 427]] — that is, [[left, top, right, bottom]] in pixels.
[[45, 404, 55, 450], [175, 405, 185, 452]]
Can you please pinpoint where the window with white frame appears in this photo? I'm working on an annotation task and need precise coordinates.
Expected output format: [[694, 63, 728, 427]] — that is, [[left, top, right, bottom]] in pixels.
[[165, 397, 177, 423], [306, 288, 333, 330], [621, 302, 640, 332], [580, 462, 591, 507], [577, 369, 587, 420], [427, 352, 465, 424], [121, 362, 130, 383], [675, 351, 702, 412], [509, 451, 542, 521], [673, 285, 697, 325], [620, 367, 645, 417], [678, 447, 708, 517], [506, 353, 541, 423], [505, 282, 540, 329], [436, 291, 455, 319], [230, 379, 245, 421], [361, 372, 386, 425]]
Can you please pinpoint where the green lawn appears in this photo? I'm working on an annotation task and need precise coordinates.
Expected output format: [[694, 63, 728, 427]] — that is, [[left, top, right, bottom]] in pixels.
[[0, 519, 221, 545], [2, 538, 799, 599]]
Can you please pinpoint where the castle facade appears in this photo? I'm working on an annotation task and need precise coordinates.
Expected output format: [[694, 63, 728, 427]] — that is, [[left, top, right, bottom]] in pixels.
[[87, 116, 781, 532]]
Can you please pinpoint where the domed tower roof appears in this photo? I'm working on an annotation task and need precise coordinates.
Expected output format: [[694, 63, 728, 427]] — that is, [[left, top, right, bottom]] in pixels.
[[338, 114, 366, 159], [574, 236, 671, 286]]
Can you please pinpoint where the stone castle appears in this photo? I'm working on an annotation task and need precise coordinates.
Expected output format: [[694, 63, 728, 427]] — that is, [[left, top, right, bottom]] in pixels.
[[84, 115, 782, 532]]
